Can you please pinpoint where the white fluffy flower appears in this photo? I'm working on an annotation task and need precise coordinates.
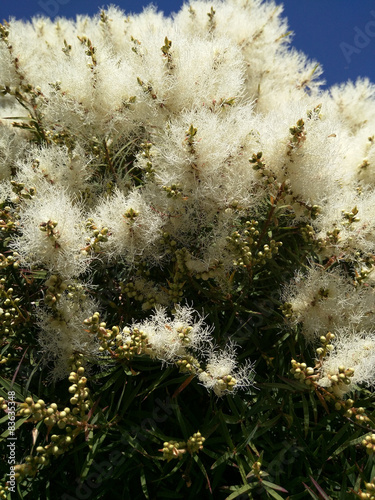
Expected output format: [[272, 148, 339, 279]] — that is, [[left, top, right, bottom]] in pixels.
[[282, 266, 375, 340], [318, 331, 375, 397], [37, 291, 99, 380], [198, 343, 254, 396], [11, 186, 89, 278], [90, 188, 163, 263], [0, 122, 27, 180], [15, 143, 93, 194], [128, 305, 213, 363], [314, 187, 375, 258]]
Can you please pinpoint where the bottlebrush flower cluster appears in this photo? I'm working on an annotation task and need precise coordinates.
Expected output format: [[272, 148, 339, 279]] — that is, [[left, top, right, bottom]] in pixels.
[[0, 0, 375, 400]]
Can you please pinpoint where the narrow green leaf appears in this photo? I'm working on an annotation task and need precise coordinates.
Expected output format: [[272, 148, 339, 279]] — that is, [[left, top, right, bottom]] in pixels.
[[261, 480, 288, 493], [1, 416, 29, 439], [211, 450, 236, 470], [193, 454, 212, 494], [309, 476, 331, 500], [303, 483, 320, 500], [301, 393, 310, 437], [140, 466, 149, 499], [331, 432, 367, 457], [225, 484, 252, 500], [264, 487, 286, 500]]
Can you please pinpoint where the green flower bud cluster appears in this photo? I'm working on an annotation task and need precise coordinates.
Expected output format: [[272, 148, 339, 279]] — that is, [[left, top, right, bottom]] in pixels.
[[280, 302, 293, 319], [10, 180, 36, 200], [0, 484, 9, 499], [174, 248, 189, 270], [354, 407, 369, 423], [44, 128, 75, 150], [44, 274, 67, 308], [316, 332, 335, 359], [0, 205, 17, 234], [172, 243, 222, 283], [162, 183, 184, 198], [0, 252, 19, 270], [0, 352, 12, 364], [83, 311, 101, 334], [84, 312, 119, 351], [334, 397, 354, 413], [139, 141, 155, 179], [214, 374, 237, 392], [13, 457, 39, 481], [358, 158, 370, 171], [250, 152, 276, 185], [176, 354, 202, 374], [360, 477, 375, 499], [334, 399, 368, 420], [85, 312, 149, 360], [0, 353, 12, 365], [195, 267, 221, 281], [0, 284, 22, 341], [0, 21, 10, 40], [91, 137, 103, 160], [228, 220, 259, 267], [135, 261, 151, 277], [9, 360, 94, 480], [67, 366, 91, 416], [342, 206, 360, 226], [84, 219, 109, 253], [119, 326, 149, 359], [207, 6, 216, 33], [354, 266, 373, 286], [161, 440, 187, 461], [300, 224, 315, 243], [39, 219, 60, 249], [18, 367, 90, 427], [306, 104, 322, 121], [65, 282, 87, 303], [251, 461, 264, 479], [318, 228, 340, 248], [13, 426, 76, 480], [176, 325, 193, 345], [194, 259, 223, 282], [137, 77, 158, 101], [122, 281, 146, 303], [123, 207, 139, 222], [362, 434, 375, 456], [161, 432, 205, 461], [19, 397, 47, 420], [121, 279, 162, 310], [131, 36, 142, 55], [227, 220, 282, 268], [99, 9, 110, 26], [36, 431, 73, 459], [290, 359, 318, 387], [310, 204, 321, 219], [287, 118, 306, 153], [167, 275, 185, 304], [186, 431, 205, 454], [325, 365, 355, 394], [77, 35, 97, 69], [185, 124, 198, 155], [161, 231, 178, 256]]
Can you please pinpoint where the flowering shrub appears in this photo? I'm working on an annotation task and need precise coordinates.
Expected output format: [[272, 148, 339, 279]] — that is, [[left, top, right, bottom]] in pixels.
[[1, 1, 375, 498]]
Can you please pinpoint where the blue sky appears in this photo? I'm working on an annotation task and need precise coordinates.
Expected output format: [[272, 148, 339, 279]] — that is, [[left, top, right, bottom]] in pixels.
[[1, 0, 374, 89]]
